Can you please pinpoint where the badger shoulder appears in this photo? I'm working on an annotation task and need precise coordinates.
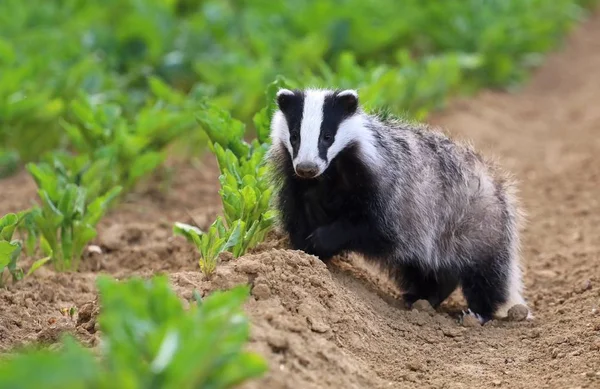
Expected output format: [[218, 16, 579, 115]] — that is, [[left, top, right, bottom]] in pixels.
[[392, 117, 519, 196]]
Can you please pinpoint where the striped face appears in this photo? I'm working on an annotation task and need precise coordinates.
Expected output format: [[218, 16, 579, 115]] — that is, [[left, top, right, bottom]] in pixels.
[[270, 88, 360, 179]]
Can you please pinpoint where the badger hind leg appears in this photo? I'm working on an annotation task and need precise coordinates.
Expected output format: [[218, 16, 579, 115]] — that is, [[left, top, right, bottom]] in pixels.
[[393, 263, 459, 309], [460, 247, 527, 323]]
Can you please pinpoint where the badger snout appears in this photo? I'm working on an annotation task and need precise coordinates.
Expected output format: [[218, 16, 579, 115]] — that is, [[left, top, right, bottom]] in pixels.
[[295, 162, 320, 179]]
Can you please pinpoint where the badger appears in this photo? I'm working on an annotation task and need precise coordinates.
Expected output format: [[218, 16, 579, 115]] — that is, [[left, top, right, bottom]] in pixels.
[[267, 88, 529, 323]]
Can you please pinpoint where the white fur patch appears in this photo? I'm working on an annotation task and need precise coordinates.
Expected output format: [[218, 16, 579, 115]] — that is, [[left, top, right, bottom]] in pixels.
[[328, 113, 382, 168], [295, 89, 329, 172], [494, 256, 530, 319], [337, 89, 358, 98], [276, 88, 294, 97], [270, 111, 293, 157], [270, 88, 382, 176]]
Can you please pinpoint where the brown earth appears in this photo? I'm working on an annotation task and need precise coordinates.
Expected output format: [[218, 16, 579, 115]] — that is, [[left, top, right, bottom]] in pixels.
[[2, 10, 600, 389]]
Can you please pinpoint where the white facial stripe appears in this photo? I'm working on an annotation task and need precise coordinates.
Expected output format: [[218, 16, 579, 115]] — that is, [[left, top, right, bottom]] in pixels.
[[270, 111, 293, 156], [327, 114, 382, 167], [296, 89, 328, 165]]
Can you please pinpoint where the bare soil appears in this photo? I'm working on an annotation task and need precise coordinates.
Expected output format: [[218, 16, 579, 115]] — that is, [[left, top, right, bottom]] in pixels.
[[2, 10, 600, 389]]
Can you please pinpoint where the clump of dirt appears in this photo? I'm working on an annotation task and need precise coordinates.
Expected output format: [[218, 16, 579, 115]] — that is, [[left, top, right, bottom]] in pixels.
[[0, 269, 98, 351], [171, 250, 392, 389], [166, 249, 549, 388]]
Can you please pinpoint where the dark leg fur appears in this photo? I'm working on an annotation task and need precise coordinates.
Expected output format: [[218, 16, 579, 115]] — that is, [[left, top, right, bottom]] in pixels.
[[306, 222, 351, 260], [460, 252, 509, 322], [394, 264, 459, 309], [307, 220, 387, 260], [275, 144, 394, 262]]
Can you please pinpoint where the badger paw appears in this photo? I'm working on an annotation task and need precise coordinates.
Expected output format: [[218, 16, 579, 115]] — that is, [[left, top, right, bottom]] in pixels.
[[459, 309, 489, 326], [306, 226, 340, 260]]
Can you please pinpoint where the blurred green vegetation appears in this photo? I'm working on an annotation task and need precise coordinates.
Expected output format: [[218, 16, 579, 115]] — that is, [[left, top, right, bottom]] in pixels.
[[1, 0, 596, 165], [0, 276, 267, 389]]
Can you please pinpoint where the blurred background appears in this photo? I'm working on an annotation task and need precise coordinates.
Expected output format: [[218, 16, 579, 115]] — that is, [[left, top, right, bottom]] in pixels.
[[1, 0, 596, 172]]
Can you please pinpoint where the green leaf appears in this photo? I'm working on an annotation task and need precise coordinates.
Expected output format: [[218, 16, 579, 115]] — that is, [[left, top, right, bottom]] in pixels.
[[0, 241, 18, 267], [62, 226, 74, 267], [26, 163, 59, 202], [33, 209, 60, 263], [207, 237, 226, 263], [72, 221, 97, 264], [213, 352, 269, 388], [26, 256, 51, 277], [84, 186, 122, 226], [7, 240, 23, 281], [57, 184, 80, 223], [149, 76, 184, 104], [223, 220, 243, 253], [173, 222, 203, 245], [241, 186, 258, 215], [128, 152, 164, 187], [0, 150, 19, 179], [40, 236, 53, 257], [39, 190, 64, 227], [0, 213, 19, 241], [252, 76, 293, 144]]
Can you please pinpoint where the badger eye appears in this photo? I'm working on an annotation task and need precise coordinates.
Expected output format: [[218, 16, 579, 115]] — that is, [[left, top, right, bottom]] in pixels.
[[323, 134, 332, 141], [290, 133, 299, 142]]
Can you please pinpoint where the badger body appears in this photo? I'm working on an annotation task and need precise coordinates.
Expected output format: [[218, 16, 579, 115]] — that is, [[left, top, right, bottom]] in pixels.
[[268, 88, 528, 322]]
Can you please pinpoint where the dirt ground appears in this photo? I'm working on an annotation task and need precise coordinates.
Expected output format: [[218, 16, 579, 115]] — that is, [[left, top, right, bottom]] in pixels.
[[2, 10, 600, 389]]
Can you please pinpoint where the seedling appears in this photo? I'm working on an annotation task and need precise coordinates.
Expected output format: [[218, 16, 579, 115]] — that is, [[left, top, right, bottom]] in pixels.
[[180, 79, 287, 271], [60, 78, 207, 193], [26, 162, 122, 271], [173, 218, 241, 276], [0, 276, 268, 389], [0, 212, 51, 286]]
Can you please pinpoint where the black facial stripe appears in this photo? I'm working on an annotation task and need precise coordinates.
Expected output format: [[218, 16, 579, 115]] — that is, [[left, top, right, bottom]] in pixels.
[[279, 90, 305, 158], [318, 91, 355, 161]]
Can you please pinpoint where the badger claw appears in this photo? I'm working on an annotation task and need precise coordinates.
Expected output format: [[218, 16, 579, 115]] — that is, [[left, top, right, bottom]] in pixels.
[[459, 309, 488, 325]]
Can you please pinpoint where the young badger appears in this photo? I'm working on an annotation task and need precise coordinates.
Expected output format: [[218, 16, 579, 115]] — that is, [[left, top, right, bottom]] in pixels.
[[267, 88, 528, 323]]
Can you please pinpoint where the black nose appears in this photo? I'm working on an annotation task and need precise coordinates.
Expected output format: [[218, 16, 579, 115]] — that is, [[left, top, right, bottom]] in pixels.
[[295, 162, 319, 178]]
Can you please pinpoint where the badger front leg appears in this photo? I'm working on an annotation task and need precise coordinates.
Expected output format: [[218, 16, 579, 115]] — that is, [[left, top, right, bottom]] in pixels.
[[306, 219, 375, 260], [306, 221, 348, 260]]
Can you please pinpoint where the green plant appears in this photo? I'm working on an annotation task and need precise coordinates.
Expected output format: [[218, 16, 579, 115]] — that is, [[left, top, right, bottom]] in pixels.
[[26, 162, 122, 271], [36, 152, 118, 209], [3, 0, 596, 169], [0, 275, 268, 389], [60, 77, 207, 192], [309, 50, 481, 121], [0, 212, 51, 286], [174, 80, 285, 271], [174, 217, 241, 276], [211, 144, 277, 252]]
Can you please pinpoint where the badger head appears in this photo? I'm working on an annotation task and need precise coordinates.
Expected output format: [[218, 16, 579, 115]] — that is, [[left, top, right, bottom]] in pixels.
[[270, 88, 370, 179]]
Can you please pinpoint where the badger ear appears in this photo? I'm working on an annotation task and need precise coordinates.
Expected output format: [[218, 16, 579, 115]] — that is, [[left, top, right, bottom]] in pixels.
[[276, 89, 295, 112], [336, 89, 358, 115]]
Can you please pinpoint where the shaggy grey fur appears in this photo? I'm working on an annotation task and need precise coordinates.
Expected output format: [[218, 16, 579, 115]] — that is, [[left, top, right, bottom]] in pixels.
[[268, 88, 529, 321]]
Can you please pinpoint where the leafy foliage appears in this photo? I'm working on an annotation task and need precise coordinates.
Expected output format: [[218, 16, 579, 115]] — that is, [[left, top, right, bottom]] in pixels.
[[26, 162, 122, 271], [61, 78, 207, 192], [173, 218, 240, 276], [0, 275, 267, 389], [0, 212, 51, 286], [0, 213, 24, 285], [1, 0, 596, 162], [173, 79, 287, 271], [12, 78, 208, 272]]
